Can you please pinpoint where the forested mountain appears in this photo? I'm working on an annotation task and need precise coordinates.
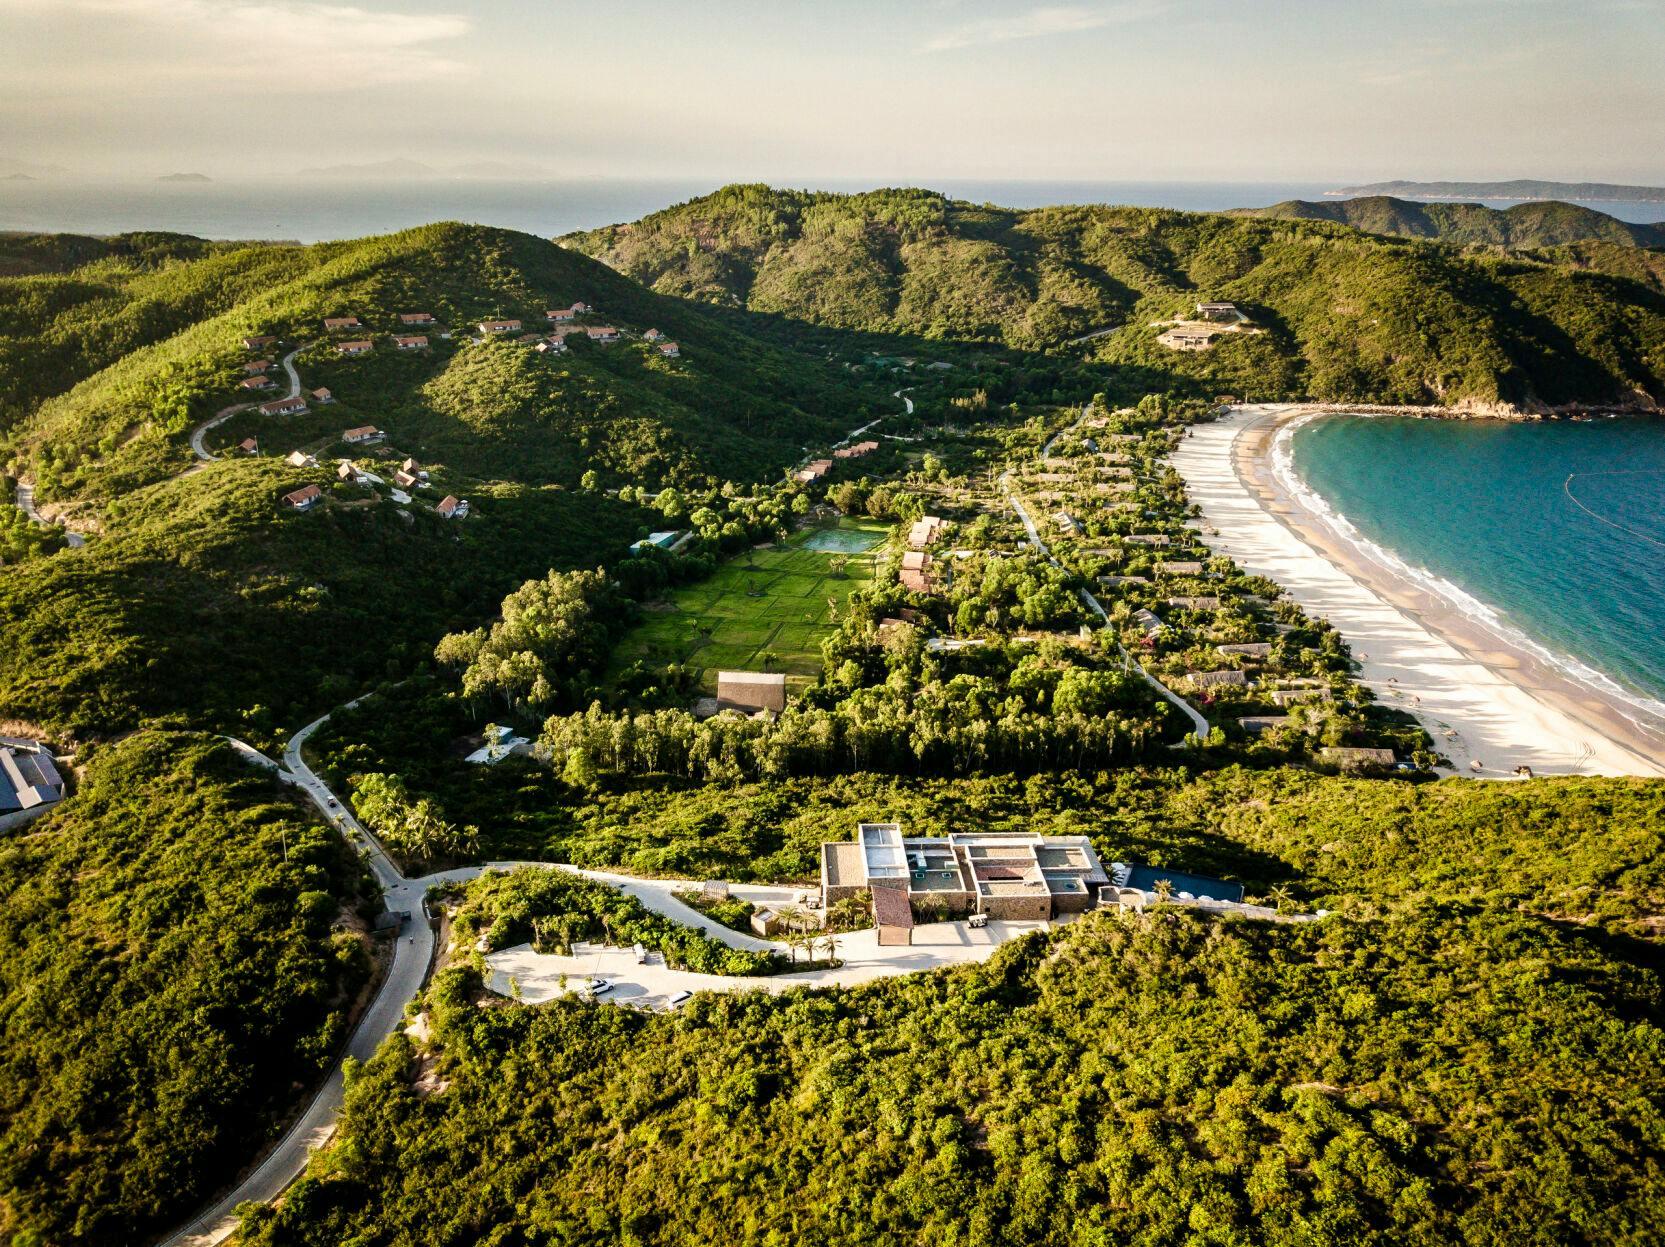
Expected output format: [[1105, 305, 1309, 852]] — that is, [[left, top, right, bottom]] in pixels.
[[565, 184, 1665, 411], [1235, 195, 1665, 248], [3, 221, 883, 510]]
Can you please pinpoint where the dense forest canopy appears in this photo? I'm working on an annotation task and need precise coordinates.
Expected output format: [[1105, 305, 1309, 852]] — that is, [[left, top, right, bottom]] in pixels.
[[0, 733, 374, 1247]]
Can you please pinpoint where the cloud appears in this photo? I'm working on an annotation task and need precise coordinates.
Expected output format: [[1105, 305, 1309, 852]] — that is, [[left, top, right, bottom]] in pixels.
[[923, 3, 1164, 52], [28, 0, 474, 89]]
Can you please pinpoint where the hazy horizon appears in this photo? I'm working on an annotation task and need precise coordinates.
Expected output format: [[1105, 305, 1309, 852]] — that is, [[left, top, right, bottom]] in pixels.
[[4, 0, 1663, 185]]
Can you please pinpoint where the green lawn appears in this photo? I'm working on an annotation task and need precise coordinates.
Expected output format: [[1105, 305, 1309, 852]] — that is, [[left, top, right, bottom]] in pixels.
[[612, 519, 888, 692]]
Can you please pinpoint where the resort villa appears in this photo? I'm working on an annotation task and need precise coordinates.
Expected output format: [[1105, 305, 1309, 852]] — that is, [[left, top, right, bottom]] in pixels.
[[656, 341, 680, 357], [1195, 302, 1244, 323], [0, 739, 66, 828], [243, 334, 276, 350], [1158, 326, 1220, 351], [795, 459, 834, 484], [586, 326, 621, 343], [342, 426, 383, 445], [818, 822, 1251, 942], [819, 824, 1111, 940], [323, 316, 361, 331], [336, 339, 374, 356], [260, 396, 307, 416], [394, 335, 429, 350], [400, 312, 436, 325], [899, 549, 933, 593], [238, 375, 275, 390], [908, 516, 945, 548], [715, 671, 787, 716], [282, 484, 323, 511], [436, 495, 470, 520], [835, 441, 879, 459], [479, 319, 522, 335]]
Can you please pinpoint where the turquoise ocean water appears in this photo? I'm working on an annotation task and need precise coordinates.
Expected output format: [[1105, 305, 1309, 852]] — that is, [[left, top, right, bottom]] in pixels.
[[1288, 416, 1665, 739]]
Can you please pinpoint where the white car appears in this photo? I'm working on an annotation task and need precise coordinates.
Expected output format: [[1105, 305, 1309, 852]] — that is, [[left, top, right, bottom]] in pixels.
[[666, 990, 692, 1009], [586, 978, 613, 996]]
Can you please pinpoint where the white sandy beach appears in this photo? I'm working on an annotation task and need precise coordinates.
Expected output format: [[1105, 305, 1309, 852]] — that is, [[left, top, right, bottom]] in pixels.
[[1171, 405, 1665, 779]]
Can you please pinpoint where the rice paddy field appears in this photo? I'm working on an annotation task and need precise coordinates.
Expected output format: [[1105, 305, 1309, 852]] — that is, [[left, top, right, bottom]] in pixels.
[[612, 519, 890, 693]]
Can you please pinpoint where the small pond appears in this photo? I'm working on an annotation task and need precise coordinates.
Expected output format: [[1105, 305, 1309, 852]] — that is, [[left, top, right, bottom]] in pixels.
[[802, 526, 885, 553]]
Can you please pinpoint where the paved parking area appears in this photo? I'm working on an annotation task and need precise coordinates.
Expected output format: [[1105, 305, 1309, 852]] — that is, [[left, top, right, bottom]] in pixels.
[[486, 914, 1070, 1007]]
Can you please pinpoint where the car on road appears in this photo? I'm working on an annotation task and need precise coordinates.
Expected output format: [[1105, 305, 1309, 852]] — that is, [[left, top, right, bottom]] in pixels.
[[586, 978, 613, 996]]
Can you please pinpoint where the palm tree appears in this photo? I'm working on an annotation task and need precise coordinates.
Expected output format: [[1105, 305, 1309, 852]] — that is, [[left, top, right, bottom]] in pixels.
[[1152, 877, 1173, 905], [1269, 884, 1295, 915], [775, 904, 810, 962]]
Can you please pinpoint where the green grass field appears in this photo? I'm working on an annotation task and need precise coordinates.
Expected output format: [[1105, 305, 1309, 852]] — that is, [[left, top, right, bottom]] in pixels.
[[613, 519, 888, 692]]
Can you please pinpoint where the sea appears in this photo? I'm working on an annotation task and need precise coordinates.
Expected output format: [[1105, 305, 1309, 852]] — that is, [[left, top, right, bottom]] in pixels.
[[2, 178, 1663, 243], [1287, 415, 1665, 740]]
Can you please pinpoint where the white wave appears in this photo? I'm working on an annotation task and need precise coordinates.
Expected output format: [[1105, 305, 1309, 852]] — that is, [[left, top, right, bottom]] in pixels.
[[1270, 413, 1665, 741]]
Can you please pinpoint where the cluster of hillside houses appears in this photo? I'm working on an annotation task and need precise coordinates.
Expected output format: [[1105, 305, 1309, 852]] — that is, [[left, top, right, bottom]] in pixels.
[[900, 514, 945, 593]]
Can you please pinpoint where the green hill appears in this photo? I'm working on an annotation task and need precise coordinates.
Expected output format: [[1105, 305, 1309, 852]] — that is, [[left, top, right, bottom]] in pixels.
[[0, 732, 374, 1247], [5, 222, 883, 512], [1234, 195, 1665, 248], [564, 184, 1665, 411], [0, 459, 651, 741], [0, 232, 319, 430]]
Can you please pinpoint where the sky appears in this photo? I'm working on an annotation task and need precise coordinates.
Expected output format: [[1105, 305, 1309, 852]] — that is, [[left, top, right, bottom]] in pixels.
[[3, 0, 1663, 183]]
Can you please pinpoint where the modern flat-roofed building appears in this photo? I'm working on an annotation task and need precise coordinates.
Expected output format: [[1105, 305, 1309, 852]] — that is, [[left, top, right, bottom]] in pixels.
[[1195, 302, 1243, 323], [0, 741, 65, 820], [819, 823, 1107, 924], [716, 670, 787, 715], [1158, 326, 1219, 351]]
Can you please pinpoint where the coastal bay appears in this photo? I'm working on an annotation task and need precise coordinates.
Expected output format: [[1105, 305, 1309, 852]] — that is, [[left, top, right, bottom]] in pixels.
[[1172, 406, 1665, 778]]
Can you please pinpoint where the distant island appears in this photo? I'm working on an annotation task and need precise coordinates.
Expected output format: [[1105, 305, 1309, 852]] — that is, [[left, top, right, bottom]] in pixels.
[[298, 158, 438, 179], [1329, 179, 1665, 204], [157, 172, 211, 183], [2, 172, 36, 182]]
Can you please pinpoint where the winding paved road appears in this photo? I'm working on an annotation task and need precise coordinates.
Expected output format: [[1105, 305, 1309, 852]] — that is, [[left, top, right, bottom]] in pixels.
[[13, 481, 86, 548], [191, 343, 308, 462], [162, 688, 1058, 1244]]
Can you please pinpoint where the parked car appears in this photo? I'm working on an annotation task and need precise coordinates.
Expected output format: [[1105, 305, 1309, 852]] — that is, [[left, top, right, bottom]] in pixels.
[[667, 990, 692, 1009], [968, 912, 989, 929], [586, 978, 613, 996], [633, 943, 647, 964]]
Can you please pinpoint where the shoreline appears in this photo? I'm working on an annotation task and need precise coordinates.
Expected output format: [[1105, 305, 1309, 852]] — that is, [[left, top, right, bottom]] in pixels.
[[1171, 405, 1665, 779]]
